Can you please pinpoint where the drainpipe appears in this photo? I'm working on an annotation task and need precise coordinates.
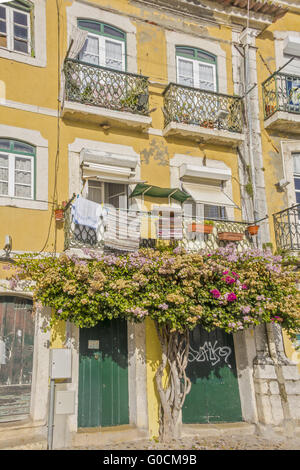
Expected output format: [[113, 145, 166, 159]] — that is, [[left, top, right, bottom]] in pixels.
[[243, 28, 259, 225]]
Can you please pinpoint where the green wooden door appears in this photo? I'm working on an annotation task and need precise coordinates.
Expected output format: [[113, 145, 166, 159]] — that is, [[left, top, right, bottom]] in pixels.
[[0, 296, 34, 422], [183, 326, 243, 424], [78, 319, 129, 428]]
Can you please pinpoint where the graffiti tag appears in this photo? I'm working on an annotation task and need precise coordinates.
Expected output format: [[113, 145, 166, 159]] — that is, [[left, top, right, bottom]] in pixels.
[[188, 341, 232, 368]]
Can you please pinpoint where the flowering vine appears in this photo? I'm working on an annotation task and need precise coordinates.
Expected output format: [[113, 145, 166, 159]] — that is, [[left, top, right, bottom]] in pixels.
[[4, 245, 299, 339]]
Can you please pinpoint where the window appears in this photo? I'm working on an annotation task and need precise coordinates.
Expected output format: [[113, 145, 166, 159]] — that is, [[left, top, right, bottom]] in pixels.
[[176, 46, 217, 92], [78, 19, 126, 71], [0, 1, 31, 55], [293, 153, 300, 205], [184, 200, 227, 220], [0, 139, 35, 200], [87, 180, 128, 209]]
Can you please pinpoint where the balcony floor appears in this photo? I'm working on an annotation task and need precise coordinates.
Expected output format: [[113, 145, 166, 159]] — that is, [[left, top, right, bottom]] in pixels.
[[264, 111, 300, 134], [62, 100, 152, 131], [162, 121, 245, 146]]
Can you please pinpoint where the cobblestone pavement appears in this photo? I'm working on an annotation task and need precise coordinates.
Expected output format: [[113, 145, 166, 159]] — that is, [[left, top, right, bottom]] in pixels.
[[3, 432, 300, 450], [71, 434, 300, 451]]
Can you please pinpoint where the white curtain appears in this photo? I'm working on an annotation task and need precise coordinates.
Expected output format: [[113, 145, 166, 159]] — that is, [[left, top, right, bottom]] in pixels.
[[0, 153, 8, 196], [105, 40, 123, 71], [68, 26, 89, 59], [79, 35, 99, 65], [293, 153, 300, 174], [14, 157, 32, 198], [178, 58, 194, 87], [198, 63, 215, 91]]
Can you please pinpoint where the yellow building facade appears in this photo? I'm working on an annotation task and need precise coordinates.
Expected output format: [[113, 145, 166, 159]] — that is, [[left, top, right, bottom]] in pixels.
[[0, 0, 299, 448]]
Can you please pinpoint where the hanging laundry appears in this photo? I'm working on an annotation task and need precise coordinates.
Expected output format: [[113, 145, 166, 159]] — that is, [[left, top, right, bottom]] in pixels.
[[104, 208, 141, 251], [156, 211, 183, 240], [71, 196, 103, 230]]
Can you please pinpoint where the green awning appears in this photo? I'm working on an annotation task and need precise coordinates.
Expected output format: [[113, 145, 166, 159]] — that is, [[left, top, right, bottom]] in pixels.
[[129, 183, 190, 203]]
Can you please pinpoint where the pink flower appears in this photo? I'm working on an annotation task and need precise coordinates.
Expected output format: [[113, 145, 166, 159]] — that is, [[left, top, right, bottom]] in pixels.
[[241, 284, 248, 290], [210, 289, 221, 299], [227, 292, 237, 302], [223, 270, 229, 275], [225, 276, 235, 285]]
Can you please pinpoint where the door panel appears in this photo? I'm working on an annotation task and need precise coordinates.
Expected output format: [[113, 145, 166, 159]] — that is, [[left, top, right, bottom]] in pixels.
[[0, 296, 34, 422], [183, 326, 243, 424], [78, 319, 129, 428]]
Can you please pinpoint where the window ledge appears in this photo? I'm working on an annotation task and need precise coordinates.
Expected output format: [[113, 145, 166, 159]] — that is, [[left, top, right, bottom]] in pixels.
[[162, 122, 245, 146], [264, 111, 300, 134], [62, 100, 152, 130], [0, 48, 46, 68], [0, 197, 48, 211]]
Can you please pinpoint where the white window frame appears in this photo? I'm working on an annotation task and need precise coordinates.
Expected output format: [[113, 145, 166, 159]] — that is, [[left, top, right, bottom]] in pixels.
[[176, 55, 217, 92], [0, 152, 34, 200], [79, 32, 126, 71], [293, 153, 300, 205], [0, 4, 31, 56]]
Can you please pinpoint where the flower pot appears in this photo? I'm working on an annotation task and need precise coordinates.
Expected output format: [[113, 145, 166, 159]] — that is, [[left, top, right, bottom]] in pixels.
[[55, 209, 64, 221], [265, 104, 275, 116], [202, 120, 214, 129], [218, 232, 244, 241], [188, 223, 213, 234], [247, 225, 259, 236]]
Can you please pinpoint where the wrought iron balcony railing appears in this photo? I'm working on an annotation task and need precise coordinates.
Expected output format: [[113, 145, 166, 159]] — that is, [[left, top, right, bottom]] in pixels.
[[64, 207, 253, 253], [262, 72, 300, 120], [63, 58, 150, 115], [162, 83, 244, 133], [273, 204, 300, 252]]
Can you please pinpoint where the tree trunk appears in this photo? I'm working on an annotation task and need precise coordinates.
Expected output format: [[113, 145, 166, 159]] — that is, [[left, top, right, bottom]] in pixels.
[[154, 322, 191, 442]]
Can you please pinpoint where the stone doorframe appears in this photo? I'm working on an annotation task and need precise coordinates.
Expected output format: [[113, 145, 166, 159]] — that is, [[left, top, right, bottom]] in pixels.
[[66, 321, 148, 435]]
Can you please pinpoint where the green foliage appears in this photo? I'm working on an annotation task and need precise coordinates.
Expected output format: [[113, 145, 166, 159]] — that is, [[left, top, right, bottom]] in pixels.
[[245, 182, 254, 198], [9, 246, 300, 339]]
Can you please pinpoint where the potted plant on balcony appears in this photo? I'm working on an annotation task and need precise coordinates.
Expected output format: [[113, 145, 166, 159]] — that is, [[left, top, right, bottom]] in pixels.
[[217, 231, 244, 241], [188, 220, 214, 234], [54, 202, 66, 222], [264, 103, 275, 116], [120, 88, 149, 112], [247, 224, 259, 236], [201, 120, 214, 129]]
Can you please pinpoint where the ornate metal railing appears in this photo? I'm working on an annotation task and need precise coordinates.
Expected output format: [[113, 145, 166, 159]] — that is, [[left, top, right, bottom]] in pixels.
[[64, 206, 253, 253], [273, 204, 300, 252], [163, 83, 244, 133], [63, 58, 150, 115], [181, 217, 253, 252], [262, 72, 300, 120]]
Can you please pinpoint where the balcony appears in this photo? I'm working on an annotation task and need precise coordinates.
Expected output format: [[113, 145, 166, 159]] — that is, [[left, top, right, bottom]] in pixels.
[[62, 59, 152, 130], [162, 83, 245, 146], [262, 72, 300, 133], [273, 204, 300, 252], [64, 206, 254, 254]]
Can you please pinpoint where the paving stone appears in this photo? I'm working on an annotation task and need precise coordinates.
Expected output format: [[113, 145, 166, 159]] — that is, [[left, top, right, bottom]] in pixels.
[[64, 433, 300, 451]]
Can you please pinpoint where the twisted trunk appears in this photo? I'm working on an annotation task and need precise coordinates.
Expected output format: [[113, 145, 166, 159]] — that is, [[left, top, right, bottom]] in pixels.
[[154, 322, 191, 441]]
